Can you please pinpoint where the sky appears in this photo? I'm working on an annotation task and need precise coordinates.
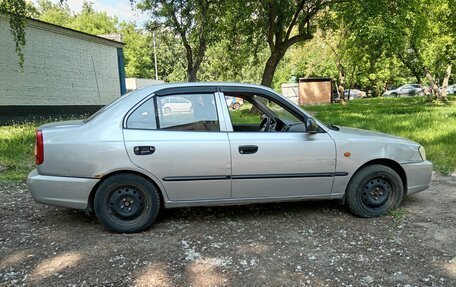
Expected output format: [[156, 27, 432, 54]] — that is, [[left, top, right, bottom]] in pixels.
[[37, 0, 149, 26]]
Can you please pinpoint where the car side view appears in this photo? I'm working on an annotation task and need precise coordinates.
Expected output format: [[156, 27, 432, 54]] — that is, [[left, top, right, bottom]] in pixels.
[[27, 83, 433, 233], [383, 84, 427, 97]]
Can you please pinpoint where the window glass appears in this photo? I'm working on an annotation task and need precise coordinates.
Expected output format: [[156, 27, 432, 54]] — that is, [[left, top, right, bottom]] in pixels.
[[224, 94, 302, 132], [126, 98, 157, 129], [156, 94, 219, 131], [255, 95, 301, 122]]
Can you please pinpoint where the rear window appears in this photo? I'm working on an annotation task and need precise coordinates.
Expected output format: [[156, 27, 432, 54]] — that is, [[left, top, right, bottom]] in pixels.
[[83, 93, 132, 123]]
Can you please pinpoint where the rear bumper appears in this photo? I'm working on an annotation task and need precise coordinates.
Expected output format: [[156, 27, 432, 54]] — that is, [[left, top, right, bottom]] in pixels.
[[401, 160, 433, 195], [26, 169, 99, 210]]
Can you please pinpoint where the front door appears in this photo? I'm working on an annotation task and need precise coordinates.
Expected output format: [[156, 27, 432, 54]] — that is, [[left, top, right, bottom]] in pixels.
[[222, 90, 337, 199], [123, 92, 231, 201]]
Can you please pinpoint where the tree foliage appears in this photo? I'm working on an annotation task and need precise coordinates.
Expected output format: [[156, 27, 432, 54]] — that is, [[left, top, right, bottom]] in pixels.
[[3, 0, 454, 99], [0, 0, 28, 68], [335, 0, 455, 100], [134, 0, 224, 82]]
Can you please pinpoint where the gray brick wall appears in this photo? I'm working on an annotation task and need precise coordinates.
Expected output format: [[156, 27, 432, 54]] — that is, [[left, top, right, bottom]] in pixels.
[[0, 16, 121, 106]]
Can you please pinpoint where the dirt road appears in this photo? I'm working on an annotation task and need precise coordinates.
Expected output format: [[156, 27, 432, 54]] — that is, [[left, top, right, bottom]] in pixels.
[[1, 174, 455, 286]]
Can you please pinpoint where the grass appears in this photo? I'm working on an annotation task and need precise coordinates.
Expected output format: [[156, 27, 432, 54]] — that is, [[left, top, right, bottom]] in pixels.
[[305, 96, 456, 175], [0, 96, 455, 181], [388, 207, 406, 219], [0, 123, 39, 180]]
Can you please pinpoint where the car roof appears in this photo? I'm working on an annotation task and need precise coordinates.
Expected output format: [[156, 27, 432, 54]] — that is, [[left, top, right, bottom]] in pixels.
[[136, 82, 276, 95]]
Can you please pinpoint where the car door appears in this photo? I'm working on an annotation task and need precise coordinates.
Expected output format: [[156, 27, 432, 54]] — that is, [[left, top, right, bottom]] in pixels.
[[220, 88, 337, 199], [123, 89, 231, 201]]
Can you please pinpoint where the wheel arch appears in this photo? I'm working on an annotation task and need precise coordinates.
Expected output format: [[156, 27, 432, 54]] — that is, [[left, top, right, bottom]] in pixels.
[[87, 170, 165, 213], [350, 158, 407, 195]]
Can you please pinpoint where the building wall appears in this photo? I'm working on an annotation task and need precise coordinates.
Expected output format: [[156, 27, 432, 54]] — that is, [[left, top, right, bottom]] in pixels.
[[0, 16, 121, 107], [298, 78, 332, 105], [280, 83, 299, 105], [126, 78, 165, 92]]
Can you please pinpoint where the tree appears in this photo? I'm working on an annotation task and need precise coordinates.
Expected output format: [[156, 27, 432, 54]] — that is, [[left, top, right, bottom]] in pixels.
[[35, 0, 72, 26], [224, 0, 348, 87], [134, 0, 223, 82], [337, 0, 455, 101]]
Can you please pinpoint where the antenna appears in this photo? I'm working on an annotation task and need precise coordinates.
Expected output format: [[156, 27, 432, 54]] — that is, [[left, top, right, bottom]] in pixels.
[[91, 55, 102, 108], [153, 31, 158, 80]]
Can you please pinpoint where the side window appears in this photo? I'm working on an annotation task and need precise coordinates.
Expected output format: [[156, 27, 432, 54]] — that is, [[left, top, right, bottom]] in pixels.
[[156, 94, 220, 131], [224, 93, 303, 132], [126, 98, 157, 130]]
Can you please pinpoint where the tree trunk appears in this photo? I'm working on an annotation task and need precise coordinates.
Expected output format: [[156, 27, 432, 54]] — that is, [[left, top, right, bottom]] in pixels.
[[424, 69, 445, 101], [338, 68, 346, 102], [261, 51, 284, 87], [187, 67, 197, 82], [441, 64, 452, 100]]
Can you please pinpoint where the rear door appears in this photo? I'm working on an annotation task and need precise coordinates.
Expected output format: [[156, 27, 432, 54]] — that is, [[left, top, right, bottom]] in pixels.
[[123, 89, 231, 201]]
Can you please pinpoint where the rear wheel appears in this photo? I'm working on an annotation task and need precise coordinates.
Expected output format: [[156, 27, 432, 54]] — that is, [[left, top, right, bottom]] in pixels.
[[345, 165, 403, 218], [94, 174, 160, 233]]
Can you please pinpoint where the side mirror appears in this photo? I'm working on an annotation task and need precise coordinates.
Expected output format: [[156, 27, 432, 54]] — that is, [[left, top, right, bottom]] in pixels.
[[306, 118, 318, 134]]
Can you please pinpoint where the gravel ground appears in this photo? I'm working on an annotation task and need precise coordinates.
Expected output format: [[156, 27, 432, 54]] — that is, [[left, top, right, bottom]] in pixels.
[[0, 174, 455, 287]]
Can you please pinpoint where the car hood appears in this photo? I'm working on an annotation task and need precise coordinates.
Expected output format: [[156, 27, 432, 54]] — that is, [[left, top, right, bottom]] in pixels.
[[39, 120, 84, 130], [331, 126, 419, 146]]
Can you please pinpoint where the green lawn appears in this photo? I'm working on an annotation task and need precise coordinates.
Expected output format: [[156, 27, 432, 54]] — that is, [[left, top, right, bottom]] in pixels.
[[305, 96, 456, 175], [0, 96, 455, 181]]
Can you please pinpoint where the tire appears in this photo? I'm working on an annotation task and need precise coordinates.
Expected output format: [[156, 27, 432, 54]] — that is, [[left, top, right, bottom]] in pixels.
[[391, 93, 398, 98], [94, 174, 160, 233], [345, 164, 403, 218], [232, 102, 241, 110]]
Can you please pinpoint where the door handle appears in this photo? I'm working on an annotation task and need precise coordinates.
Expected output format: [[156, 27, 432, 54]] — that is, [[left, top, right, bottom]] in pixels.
[[134, 146, 155, 155], [239, 145, 258, 155]]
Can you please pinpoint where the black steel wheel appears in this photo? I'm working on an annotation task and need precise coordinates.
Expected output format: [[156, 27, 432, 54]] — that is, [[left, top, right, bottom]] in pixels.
[[346, 164, 403, 218], [94, 174, 160, 233]]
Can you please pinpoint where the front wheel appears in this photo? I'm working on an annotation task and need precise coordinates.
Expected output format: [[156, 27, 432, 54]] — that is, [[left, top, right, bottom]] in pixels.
[[345, 165, 403, 218], [94, 174, 160, 233]]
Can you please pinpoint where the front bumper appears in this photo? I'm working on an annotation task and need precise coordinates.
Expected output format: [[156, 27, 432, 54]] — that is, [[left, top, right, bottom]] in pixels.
[[26, 169, 99, 210], [401, 160, 433, 195]]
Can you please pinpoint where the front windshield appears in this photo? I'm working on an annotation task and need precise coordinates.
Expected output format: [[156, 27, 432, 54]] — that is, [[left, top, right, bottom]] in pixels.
[[260, 96, 301, 123]]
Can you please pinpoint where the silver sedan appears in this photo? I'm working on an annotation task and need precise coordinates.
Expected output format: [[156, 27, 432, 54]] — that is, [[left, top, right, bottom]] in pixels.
[[27, 83, 432, 233]]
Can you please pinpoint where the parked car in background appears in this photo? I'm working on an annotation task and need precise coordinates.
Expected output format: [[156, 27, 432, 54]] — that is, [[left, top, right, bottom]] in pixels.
[[27, 83, 432, 233], [226, 96, 244, 110], [344, 89, 367, 100], [441, 84, 456, 95], [161, 96, 193, 114], [383, 84, 427, 97]]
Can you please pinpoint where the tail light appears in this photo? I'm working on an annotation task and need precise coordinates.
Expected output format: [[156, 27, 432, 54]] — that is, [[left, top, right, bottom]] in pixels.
[[35, 130, 44, 165]]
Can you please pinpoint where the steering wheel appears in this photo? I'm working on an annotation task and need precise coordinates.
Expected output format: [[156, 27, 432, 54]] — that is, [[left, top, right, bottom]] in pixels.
[[258, 115, 271, 132]]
